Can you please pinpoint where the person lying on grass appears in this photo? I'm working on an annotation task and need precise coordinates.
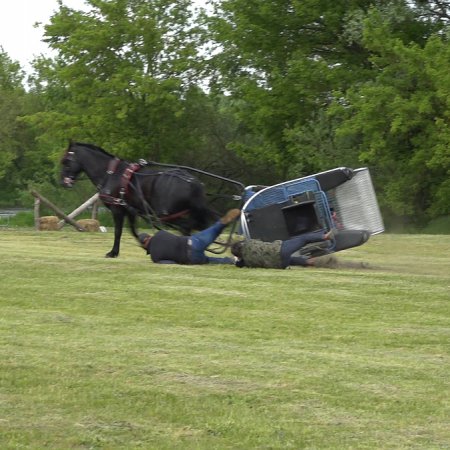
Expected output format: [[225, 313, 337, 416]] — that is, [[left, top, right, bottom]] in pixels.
[[230, 229, 338, 269], [138, 209, 241, 265]]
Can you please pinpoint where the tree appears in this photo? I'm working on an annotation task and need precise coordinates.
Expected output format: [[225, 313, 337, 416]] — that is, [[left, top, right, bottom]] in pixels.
[[0, 49, 40, 205], [27, 0, 206, 162], [204, 0, 404, 178], [330, 6, 450, 224], [205, 0, 449, 224], [0, 49, 25, 176]]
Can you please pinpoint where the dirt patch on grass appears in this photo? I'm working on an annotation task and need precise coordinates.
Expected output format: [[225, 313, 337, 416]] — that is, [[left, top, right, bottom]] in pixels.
[[313, 255, 372, 270]]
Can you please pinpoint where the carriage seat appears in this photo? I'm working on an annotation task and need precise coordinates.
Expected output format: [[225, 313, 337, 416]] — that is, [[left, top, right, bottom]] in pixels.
[[243, 191, 322, 242]]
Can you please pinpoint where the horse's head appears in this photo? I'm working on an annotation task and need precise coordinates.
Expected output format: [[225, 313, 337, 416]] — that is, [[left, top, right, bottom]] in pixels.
[[60, 144, 83, 188]]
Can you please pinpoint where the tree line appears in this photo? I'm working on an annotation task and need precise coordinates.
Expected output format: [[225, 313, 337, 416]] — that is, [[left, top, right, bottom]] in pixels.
[[1, 0, 449, 229]]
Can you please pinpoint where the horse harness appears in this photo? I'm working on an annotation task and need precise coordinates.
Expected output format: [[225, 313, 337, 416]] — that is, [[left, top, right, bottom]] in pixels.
[[97, 158, 139, 206], [98, 158, 191, 224]]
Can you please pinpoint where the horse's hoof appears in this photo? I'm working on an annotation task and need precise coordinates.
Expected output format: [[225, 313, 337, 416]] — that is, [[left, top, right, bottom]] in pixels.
[[105, 252, 118, 258]]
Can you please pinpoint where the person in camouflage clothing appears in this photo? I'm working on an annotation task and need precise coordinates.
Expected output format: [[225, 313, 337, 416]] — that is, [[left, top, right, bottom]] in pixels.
[[231, 230, 335, 269]]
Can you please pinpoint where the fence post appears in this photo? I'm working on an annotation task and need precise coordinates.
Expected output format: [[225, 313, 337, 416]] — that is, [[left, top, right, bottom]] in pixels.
[[30, 190, 86, 232], [34, 197, 41, 231], [91, 198, 99, 220], [57, 193, 100, 229]]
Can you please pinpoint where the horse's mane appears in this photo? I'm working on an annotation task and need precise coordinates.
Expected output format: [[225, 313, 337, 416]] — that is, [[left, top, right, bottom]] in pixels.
[[71, 141, 116, 159]]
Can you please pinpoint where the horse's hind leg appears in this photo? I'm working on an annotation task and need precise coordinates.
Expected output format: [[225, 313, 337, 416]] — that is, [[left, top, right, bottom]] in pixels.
[[190, 206, 219, 231], [106, 208, 125, 258], [128, 213, 139, 239]]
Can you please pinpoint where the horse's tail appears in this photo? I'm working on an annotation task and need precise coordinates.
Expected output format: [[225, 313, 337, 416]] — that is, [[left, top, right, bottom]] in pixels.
[[188, 182, 220, 229]]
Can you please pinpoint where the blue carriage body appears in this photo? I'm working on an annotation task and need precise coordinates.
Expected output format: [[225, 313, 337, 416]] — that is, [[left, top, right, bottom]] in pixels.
[[239, 167, 384, 256]]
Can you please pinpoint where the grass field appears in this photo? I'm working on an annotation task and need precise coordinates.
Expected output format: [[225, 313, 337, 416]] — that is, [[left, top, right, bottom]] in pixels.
[[0, 229, 449, 449]]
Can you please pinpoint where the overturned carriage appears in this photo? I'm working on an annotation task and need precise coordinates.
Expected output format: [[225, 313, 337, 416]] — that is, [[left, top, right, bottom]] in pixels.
[[240, 167, 384, 258]]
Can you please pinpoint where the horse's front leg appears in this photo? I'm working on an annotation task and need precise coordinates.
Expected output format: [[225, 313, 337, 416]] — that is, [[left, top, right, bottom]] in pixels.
[[106, 208, 125, 258]]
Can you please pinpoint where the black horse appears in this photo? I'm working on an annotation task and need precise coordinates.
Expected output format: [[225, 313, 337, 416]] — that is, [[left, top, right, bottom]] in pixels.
[[60, 142, 217, 257]]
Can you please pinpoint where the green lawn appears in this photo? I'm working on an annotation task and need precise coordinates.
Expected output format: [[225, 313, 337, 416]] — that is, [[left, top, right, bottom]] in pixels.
[[0, 230, 449, 449]]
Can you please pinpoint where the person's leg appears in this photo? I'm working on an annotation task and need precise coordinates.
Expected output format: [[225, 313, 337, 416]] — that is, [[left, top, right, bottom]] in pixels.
[[189, 209, 240, 264], [280, 231, 329, 267], [288, 255, 310, 266], [190, 221, 225, 253], [190, 209, 240, 253], [281, 231, 327, 256], [205, 256, 235, 264]]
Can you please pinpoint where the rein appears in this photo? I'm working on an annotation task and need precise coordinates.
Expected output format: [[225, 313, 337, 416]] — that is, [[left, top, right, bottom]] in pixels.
[[159, 209, 190, 222]]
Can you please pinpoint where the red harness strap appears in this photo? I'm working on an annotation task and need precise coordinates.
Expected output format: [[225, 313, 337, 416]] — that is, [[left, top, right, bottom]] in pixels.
[[120, 163, 141, 196], [159, 209, 190, 222], [100, 160, 141, 205]]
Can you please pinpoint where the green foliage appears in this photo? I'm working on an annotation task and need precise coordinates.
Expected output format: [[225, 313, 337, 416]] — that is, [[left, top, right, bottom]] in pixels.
[[0, 50, 43, 204], [205, 0, 450, 222], [1, 0, 449, 228], [0, 49, 24, 89], [421, 215, 450, 234], [27, 0, 204, 161], [332, 26, 450, 224], [4, 211, 34, 227], [204, 0, 386, 177], [22, 0, 265, 192], [0, 51, 24, 182]]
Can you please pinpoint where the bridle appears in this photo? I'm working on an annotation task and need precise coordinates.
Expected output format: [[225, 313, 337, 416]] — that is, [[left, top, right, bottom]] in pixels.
[[61, 150, 78, 187], [61, 150, 75, 162]]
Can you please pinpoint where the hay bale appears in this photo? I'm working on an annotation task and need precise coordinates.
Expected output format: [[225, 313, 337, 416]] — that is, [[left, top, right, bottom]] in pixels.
[[76, 218, 100, 232], [39, 216, 59, 231]]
